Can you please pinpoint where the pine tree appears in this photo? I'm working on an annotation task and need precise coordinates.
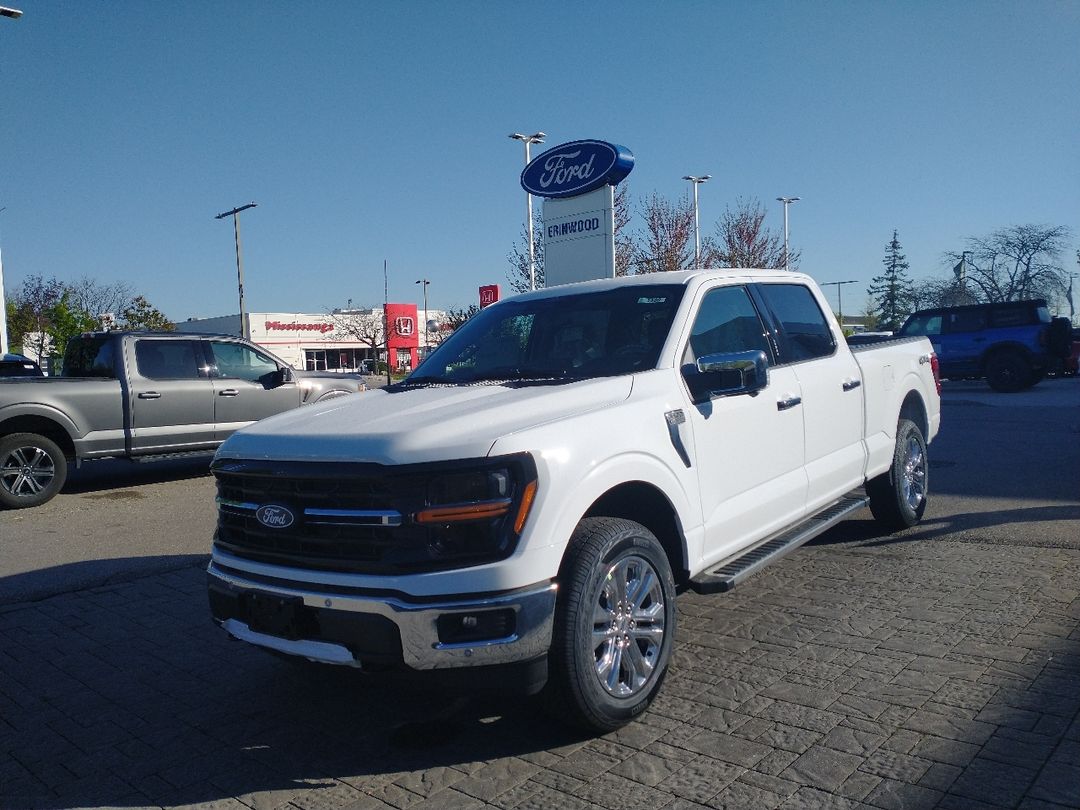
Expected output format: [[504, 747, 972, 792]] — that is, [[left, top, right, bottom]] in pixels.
[[868, 231, 914, 332]]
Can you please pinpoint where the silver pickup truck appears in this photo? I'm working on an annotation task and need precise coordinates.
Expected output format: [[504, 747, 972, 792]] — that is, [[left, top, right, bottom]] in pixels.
[[0, 331, 366, 509]]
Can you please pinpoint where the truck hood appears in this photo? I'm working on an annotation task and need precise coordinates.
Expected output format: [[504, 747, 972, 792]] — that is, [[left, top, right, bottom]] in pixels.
[[216, 376, 634, 465]]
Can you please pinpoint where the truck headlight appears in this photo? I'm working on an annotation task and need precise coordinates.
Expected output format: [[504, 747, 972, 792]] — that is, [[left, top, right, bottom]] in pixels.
[[414, 456, 538, 558]]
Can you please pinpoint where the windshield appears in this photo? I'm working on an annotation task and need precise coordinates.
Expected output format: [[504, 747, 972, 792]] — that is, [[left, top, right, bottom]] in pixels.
[[405, 284, 685, 386]]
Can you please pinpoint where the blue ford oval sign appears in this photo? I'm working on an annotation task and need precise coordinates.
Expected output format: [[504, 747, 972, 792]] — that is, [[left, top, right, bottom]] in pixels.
[[255, 504, 295, 529], [521, 140, 634, 199]]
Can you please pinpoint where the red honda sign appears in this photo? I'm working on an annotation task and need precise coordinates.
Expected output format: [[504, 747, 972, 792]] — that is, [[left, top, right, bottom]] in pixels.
[[479, 284, 501, 308]]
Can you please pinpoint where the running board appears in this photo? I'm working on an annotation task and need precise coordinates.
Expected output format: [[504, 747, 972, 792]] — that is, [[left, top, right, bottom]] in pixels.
[[688, 492, 868, 594]]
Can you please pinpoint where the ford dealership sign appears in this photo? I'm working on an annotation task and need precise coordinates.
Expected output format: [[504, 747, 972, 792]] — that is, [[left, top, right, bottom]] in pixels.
[[521, 140, 634, 199]]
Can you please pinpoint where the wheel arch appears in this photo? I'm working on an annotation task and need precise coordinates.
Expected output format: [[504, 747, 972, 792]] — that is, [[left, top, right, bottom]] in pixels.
[[581, 481, 690, 585], [0, 415, 77, 459], [898, 389, 928, 440]]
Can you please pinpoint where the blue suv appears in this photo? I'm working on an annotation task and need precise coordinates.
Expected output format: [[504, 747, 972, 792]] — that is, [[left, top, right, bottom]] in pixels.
[[898, 299, 1072, 392]]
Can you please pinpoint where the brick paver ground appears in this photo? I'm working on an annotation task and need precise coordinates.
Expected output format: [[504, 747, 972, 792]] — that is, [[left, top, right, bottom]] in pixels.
[[2, 532, 1078, 810]]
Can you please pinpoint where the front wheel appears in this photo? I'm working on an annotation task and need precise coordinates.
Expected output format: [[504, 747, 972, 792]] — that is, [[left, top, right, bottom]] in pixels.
[[0, 433, 68, 509], [867, 419, 928, 531], [544, 517, 677, 732]]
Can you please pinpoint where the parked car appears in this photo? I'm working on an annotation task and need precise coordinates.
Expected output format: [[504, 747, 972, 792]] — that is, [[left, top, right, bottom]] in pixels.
[[207, 270, 941, 732], [897, 299, 1072, 392], [0, 331, 366, 509], [0, 353, 44, 378]]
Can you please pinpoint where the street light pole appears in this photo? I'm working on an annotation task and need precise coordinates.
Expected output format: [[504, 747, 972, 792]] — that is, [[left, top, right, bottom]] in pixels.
[[509, 132, 546, 291], [0, 8, 20, 355], [683, 175, 711, 268], [776, 196, 800, 271], [821, 279, 858, 330], [215, 202, 257, 339], [0, 207, 8, 355], [415, 278, 430, 353]]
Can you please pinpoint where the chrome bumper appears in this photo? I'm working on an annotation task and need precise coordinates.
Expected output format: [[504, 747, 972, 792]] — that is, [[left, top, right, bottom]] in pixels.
[[207, 560, 557, 670]]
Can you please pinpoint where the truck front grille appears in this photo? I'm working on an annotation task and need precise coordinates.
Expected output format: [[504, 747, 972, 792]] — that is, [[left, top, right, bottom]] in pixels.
[[211, 457, 531, 575]]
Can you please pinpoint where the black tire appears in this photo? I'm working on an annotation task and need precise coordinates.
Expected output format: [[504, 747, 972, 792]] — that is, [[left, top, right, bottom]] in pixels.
[[0, 433, 68, 509], [867, 419, 928, 531], [985, 349, 1033, 392], [543, 517, 677, 732]]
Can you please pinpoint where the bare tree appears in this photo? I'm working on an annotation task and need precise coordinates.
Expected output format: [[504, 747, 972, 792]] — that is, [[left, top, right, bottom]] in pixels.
[[945, 224, 1071, 303], [506, 210, 547, 294], [67, 277, 135, 320], [613, 185, 635, 277], [909, 277, 979, 311], [632, 192, 694, 274], [326, 307, 384, 352], [703, 197, 794, 270]]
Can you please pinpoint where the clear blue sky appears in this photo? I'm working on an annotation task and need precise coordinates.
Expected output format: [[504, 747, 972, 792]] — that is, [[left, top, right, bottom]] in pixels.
[[1, 1, 1077, 321]]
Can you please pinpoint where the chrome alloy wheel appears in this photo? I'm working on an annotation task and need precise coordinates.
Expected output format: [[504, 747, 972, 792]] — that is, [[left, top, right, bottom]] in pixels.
[[591, 554, 667, 697], [901, 434, 927, 512], [0, 444, 56, 498]]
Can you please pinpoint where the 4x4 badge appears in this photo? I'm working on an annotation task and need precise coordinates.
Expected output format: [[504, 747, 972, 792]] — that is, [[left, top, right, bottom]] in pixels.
[[255, 504, 295, 529]]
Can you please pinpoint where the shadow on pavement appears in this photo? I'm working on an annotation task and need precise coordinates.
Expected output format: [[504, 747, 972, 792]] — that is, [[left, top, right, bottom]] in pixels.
[[0, 567, 587, 808], [62, 457, 213, 496]]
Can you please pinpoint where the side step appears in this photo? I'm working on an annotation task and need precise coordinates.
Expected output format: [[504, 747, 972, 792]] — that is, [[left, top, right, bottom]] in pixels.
[[130, 450, 216, 464], [688, 492, 868, 594]]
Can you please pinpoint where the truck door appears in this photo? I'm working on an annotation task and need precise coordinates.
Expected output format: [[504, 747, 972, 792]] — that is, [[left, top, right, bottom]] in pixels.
[[130, 338, 216, 453], [755, 283, 865, 512], [207, 340, 302, 441], [679, 284, 807, 569]]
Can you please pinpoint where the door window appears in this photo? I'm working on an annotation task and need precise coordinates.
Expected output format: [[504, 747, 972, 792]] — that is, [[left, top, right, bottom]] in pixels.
[[682, 286, 772, 366], [135, 340, 203, 379], [757, 284, 836, 363], [210, 341, 280, 383]]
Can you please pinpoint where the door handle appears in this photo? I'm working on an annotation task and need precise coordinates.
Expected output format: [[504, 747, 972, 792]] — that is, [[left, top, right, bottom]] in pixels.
[[218, 389, 240, 397], [842, 379, 862, 391], [137, 392, 161, 399], [777, 396, 802, 411]]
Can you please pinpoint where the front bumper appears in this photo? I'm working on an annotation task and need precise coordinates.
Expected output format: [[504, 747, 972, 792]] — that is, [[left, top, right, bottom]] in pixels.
[[207, 560, 557, 671]]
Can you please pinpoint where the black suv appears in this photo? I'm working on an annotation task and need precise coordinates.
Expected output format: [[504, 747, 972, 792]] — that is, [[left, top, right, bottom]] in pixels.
[[897, 299, 1072, 392]]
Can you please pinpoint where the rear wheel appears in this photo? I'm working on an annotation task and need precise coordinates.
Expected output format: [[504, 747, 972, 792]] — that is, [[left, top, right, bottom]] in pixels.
[[544, 517, 677, 732], [985, 349, 1033, 392], [867, 419, 927, 531], [0, 433, 68, 509]]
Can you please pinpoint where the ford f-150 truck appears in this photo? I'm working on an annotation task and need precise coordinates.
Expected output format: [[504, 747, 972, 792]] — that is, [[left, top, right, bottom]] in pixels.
[[0, 331, 365, 508], [207, 270, 941, 731]]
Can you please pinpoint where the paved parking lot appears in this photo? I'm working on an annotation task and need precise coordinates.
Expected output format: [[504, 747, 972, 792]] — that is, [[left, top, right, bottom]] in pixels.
[[1, 378, 1078, 809]]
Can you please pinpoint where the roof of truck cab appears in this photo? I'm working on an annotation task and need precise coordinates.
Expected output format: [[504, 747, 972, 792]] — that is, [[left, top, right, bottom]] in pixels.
[[504, 269, 814, 303]]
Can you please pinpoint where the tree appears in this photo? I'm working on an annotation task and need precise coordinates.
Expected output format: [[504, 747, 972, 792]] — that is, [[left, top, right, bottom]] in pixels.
[[326, 306, 384, 352], [633, 192, 694, 274], [6, 275, 67, 361], [944, 224, 1072, 303], [867, 230, 916, 332], [67, 276, 135, 321], [909, 277, 978, 311], [702, 197, 794, 270], [506, 210, 547, 294], [120, 296, 175, 331], [442, 304, 480, 335]]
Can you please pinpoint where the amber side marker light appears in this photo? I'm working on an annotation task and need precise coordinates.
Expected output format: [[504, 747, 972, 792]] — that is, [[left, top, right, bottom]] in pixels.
[[514, 480, 538, 534]]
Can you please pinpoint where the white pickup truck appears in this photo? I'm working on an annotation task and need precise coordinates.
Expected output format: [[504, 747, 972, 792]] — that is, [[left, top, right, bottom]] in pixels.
[[207, 270, 941, 731]]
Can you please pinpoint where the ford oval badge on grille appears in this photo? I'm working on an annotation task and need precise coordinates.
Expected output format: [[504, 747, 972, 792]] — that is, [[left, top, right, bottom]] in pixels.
[[255, 504, 295, 529]]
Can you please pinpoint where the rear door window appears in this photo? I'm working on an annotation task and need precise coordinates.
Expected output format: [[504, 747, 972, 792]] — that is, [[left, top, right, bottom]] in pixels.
[[135, 340, 204, 379], [946, 309, 988, 332], [756, 283, 836, 363]]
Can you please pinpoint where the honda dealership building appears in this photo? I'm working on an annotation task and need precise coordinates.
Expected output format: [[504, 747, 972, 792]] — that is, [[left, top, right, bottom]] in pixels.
[[183, 303, 447, 374]]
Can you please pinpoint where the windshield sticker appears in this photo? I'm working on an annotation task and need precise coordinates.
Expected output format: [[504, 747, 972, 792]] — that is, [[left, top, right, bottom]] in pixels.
[[637, 297, 668, 304]]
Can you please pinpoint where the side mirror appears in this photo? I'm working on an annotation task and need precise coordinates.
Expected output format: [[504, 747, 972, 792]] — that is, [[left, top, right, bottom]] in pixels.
[[273, 367, 295, 387], [683, 349, 769, 403]]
